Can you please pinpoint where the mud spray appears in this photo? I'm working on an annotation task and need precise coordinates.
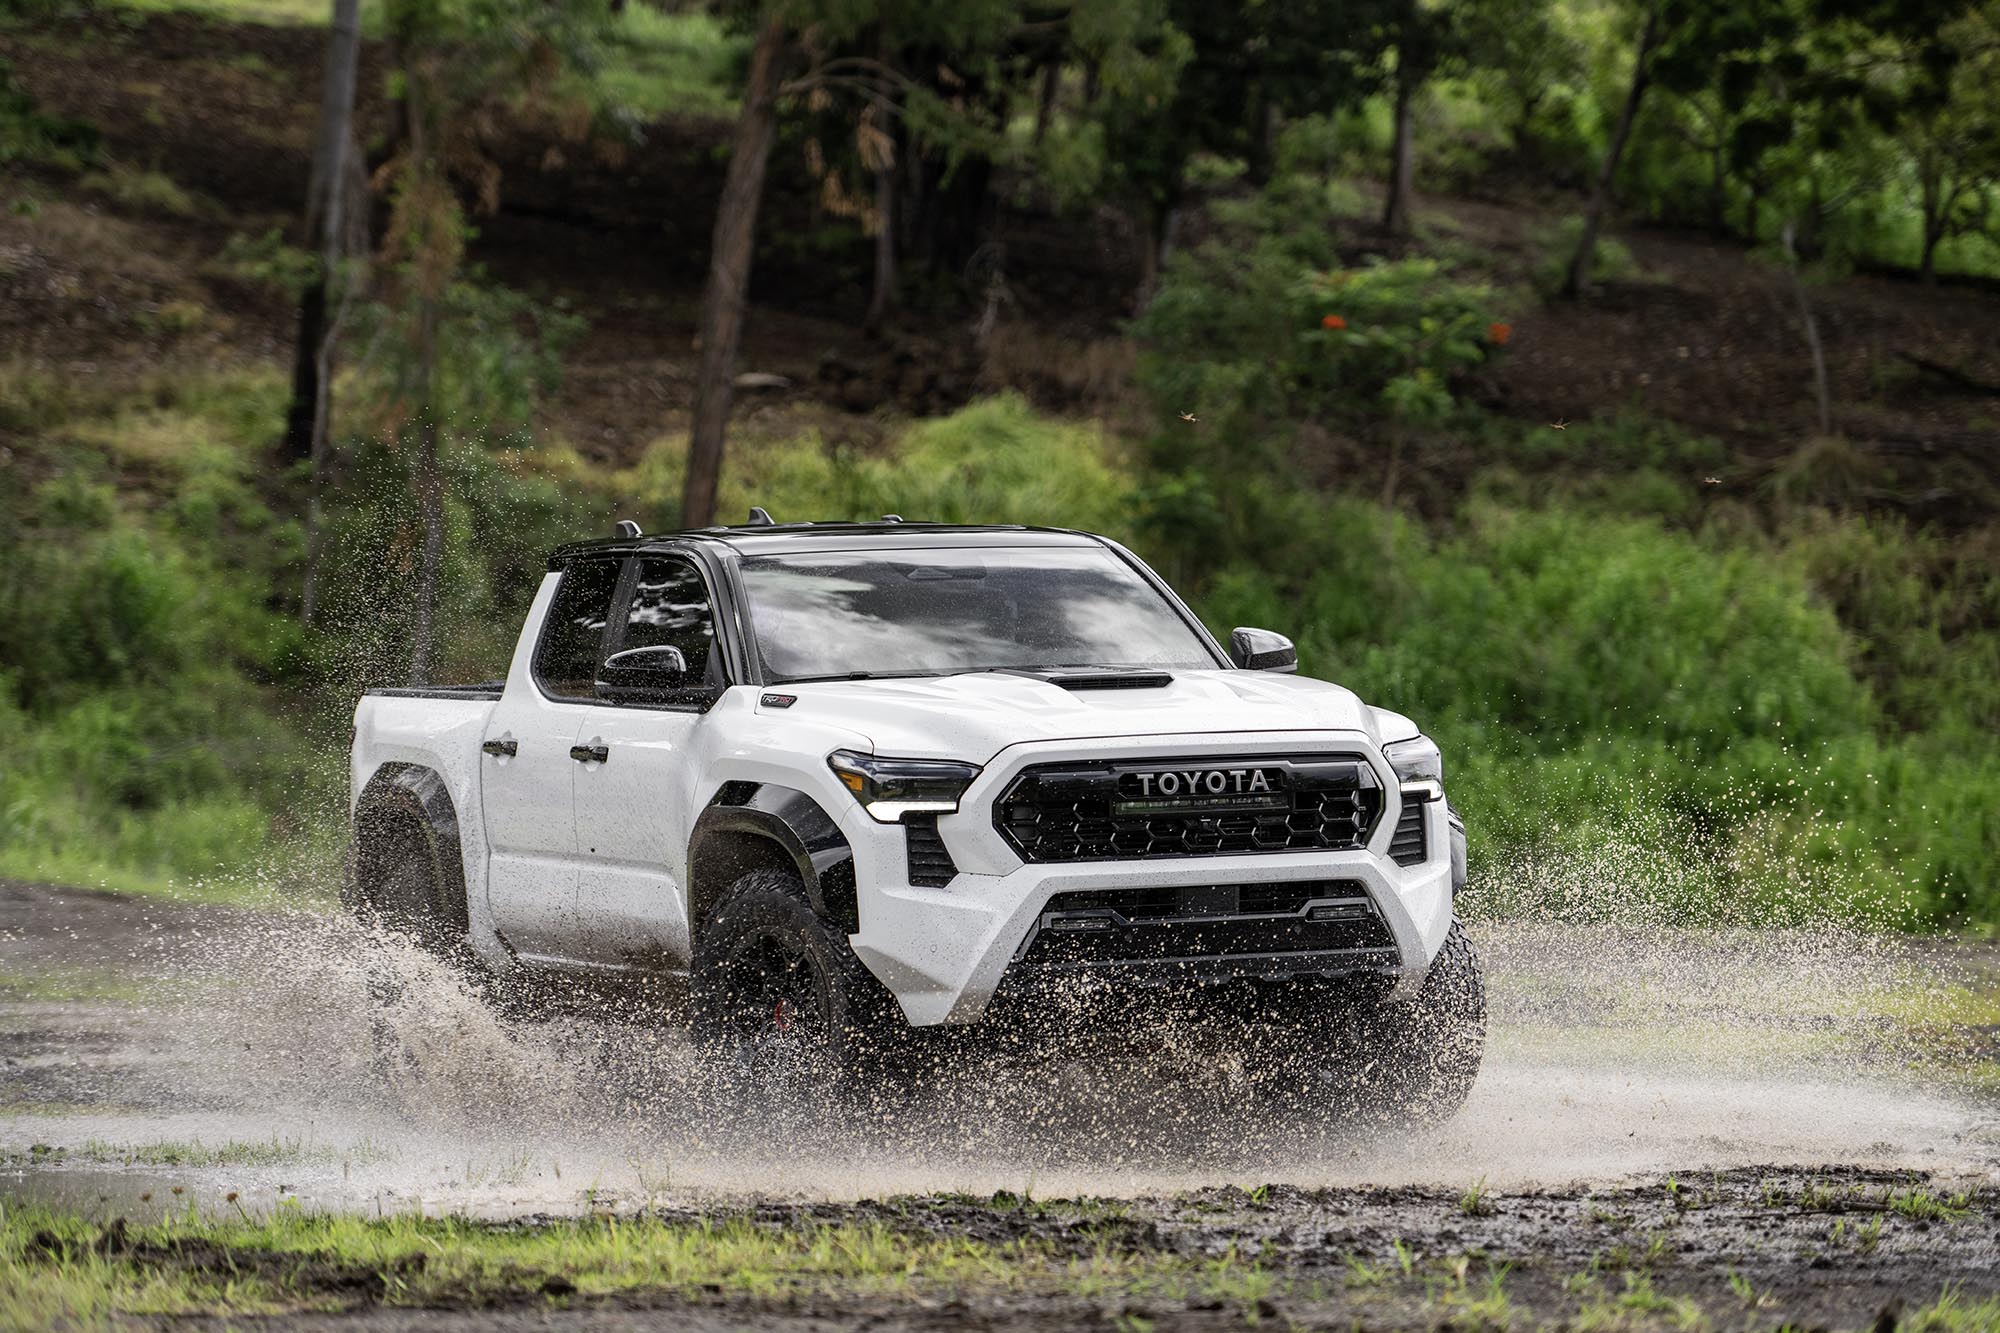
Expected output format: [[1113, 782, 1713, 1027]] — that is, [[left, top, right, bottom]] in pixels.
[[5, 848, 1996, 1219]]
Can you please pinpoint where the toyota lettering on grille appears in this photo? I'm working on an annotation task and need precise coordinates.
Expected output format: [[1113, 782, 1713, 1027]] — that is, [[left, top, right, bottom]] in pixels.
[[1114, 766, 1289, 815]]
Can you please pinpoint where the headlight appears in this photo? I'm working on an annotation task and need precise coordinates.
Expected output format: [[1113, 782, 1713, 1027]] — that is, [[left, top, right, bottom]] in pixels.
[[828, 750, 982, 823], [1383, 735, 1443, 802]]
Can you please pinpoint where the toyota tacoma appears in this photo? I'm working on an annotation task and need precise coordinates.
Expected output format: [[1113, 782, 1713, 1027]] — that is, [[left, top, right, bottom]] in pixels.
[[347, 514, 1484, 1120]]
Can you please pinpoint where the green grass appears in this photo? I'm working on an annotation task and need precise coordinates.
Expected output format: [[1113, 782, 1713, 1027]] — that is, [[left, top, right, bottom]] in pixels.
[[93, 0, 377, 28], [1910, 1286, 2000, 1332], [0, 1136, 338, 1170], [77, 165, 200, 218], [0, 1203, 1283, 1324]]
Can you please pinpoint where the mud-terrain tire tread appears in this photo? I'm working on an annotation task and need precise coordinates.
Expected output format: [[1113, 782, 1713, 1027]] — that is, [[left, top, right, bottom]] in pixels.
[[1363, 918, 1486, 1125], [345, 774, 470, 961], [690, 867, 905, 1086]]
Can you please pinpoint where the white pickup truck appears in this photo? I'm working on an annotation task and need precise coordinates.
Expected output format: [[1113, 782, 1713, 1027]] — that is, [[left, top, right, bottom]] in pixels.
[[348, 516, 1482, 1120]]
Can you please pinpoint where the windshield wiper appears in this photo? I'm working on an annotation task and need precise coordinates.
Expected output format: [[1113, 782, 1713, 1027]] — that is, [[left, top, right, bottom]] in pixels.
[[771, 670, 944, 684]]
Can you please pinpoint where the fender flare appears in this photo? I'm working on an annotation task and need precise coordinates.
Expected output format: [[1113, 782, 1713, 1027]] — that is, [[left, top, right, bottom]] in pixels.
[[689, 784, 858, 934], [347, 762, 470, 932]]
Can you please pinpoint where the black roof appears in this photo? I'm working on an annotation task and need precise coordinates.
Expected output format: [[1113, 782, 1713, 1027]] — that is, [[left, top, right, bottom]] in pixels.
[[548, 520, 1104, 568]]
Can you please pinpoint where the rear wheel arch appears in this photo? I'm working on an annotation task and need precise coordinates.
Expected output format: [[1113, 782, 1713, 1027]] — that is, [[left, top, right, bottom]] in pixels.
[[689, 785, 857, 936], [347, 762, 469, 934]]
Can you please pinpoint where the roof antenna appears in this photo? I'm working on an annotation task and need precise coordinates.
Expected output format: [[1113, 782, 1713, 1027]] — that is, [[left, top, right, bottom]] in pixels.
[[747, 507, 775, 526], [614, 519, 643, 538], [881, 514, 904, 523]]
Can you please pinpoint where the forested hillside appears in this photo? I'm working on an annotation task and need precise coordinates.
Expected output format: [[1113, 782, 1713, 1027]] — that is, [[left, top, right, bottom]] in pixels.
[[1, 0, 1995, 924]]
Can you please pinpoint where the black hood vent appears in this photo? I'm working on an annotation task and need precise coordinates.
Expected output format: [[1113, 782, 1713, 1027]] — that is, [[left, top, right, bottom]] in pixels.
[[996, 668, 1175, 690]]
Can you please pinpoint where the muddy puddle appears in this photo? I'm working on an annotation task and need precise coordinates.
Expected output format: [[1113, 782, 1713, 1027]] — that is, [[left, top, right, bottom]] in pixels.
[[3, 879, 1997, 1221]]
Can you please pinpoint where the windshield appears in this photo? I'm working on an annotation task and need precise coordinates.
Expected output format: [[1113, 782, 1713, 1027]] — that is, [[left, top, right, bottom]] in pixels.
[[738, 546, 1219, 681]]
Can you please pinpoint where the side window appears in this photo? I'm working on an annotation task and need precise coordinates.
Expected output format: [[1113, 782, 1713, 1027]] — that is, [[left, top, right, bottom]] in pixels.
[[533, 559, 623, 700], [618, 556, 721, 691]]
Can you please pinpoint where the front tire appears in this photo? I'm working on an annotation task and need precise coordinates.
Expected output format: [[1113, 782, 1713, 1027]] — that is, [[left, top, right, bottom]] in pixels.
[[1266, 920, 1486, 1131], [690, 868, 904, 1098]]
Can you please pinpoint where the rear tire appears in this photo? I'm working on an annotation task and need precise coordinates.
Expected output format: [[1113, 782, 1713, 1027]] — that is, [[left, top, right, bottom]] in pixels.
[[345, 787, 491, 1089], [690, 868, 906, 1104]]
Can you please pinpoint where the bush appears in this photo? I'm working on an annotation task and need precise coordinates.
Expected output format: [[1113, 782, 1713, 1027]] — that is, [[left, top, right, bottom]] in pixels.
[[1191, 498, 1997, 926], [1531, 216, 1640, 294]]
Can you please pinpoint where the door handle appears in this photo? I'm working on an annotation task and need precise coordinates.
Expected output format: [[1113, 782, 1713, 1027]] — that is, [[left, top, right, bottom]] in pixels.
[[481, 738, 518, 758], [569, 743, 609, 764]]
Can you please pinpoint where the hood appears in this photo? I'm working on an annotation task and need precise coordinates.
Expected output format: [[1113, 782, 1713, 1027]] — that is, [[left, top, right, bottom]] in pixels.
[[761, 669, 1389, 762]]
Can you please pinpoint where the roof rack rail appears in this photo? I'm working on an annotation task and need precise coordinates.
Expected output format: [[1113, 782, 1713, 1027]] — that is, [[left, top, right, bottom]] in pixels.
[[882, 514, 903, 523], [746, 507, 775, 526], [613, 519, 643, 538]]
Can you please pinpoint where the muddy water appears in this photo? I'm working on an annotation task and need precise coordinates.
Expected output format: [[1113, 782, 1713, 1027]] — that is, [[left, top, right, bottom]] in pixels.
[[2, 881, 1995, 1219]]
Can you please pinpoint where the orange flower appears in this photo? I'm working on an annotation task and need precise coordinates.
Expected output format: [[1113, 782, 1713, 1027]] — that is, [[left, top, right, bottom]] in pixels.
[[1488, 321, 1513, 345], [1322, 314, 1347, 330]]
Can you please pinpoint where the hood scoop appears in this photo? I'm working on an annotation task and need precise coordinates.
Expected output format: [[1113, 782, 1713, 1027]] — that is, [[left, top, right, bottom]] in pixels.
[[994, 667, 1175, 691]]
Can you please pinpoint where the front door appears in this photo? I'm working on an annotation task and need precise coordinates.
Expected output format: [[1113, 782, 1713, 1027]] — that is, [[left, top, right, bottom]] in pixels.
[[479, 557, 622, 962], [570, 554, 723, 970]]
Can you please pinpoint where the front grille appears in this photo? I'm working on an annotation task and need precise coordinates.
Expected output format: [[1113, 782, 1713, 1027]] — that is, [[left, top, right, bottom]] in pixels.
[[1389, 800, 1427, 866], [1017, 881, 1395, 968], [997, 753, 1383, 862], [904, 815, 957, 886]]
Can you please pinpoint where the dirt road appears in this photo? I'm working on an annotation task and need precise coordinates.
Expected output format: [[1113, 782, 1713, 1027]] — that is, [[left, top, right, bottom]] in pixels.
[[3, 878, 1998, 1328]]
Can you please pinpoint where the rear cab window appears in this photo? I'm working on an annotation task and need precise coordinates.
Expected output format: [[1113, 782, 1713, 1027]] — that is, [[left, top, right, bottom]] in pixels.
[[533, 558, 623, 700]]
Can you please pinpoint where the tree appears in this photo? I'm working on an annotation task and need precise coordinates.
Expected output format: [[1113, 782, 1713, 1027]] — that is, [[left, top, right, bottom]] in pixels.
[[370, 0, 607, 680], [1374, 0, 1462, 236], [291, 0, 365, 626], [1898, 5, 2000, 283], [1464, 0, 1579, 157], [678, 0, 1172, 528], [681, 13, 788, 533], [1561, 0, 1662, 298], [286, 0, 363, 470]]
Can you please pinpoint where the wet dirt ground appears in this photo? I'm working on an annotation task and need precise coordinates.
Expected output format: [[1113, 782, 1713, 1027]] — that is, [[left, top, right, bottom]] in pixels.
[[4, 877, 1999, 1328]]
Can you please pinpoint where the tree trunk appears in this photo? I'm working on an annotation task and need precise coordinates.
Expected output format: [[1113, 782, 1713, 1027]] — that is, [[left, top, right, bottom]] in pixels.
[[1382, 66, 1416, 236], [1708, 147, 1726, 238], [1561, 4, 1659, 299], [299, 130, 369, 628], [864, 57, 896, 332], [1782, 224, 1833, 438], [1032, 59, 1059, 145], [1245, 82, 1275, 187], [408, 293, 444, 686], [866, 154, 895, 329], [283, 0, 364, 469], [400, 46, 444, 687], [680, 15, 786, 531]]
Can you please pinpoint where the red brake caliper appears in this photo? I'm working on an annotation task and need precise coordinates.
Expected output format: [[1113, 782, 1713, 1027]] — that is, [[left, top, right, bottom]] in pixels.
[[773, 998, 792, 1033]]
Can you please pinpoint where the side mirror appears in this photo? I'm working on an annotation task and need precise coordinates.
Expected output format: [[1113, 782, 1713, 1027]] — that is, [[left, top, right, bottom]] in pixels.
[[1229, 627, 1297, 673], [595, 644, 688, 703]]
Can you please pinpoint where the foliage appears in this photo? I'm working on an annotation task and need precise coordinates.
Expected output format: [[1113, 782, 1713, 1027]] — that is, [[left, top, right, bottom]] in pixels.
[[79, 164, 199, 217], [0, 56, 98, 171], [0, 374, 324, 898], [1130, 191, 1513, 570]]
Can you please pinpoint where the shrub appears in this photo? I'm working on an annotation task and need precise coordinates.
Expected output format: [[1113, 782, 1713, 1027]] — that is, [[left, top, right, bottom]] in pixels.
[[1189, 498, 1990, 926]]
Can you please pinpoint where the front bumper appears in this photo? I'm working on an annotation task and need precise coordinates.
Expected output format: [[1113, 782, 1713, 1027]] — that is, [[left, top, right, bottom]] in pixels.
[[841, 730, 1458, 1027]]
